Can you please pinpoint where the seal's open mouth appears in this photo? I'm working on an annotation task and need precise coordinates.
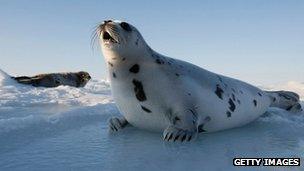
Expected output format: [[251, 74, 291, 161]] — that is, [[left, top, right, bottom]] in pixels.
[[103, 31, 118, 43]]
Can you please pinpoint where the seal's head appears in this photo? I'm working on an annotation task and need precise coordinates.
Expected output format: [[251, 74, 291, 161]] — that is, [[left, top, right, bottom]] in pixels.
[[76, 71, 91, 87], [96, 20, 148, 62]]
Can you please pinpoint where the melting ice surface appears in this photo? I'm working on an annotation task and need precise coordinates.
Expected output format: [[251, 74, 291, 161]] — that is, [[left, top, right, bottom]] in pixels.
[[0, 71, 303, 171]]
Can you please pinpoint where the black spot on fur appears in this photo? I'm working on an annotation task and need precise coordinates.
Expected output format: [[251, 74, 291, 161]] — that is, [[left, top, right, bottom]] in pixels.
[[108, 62, 113, 67], [237, 99, 241, 104], [188, 93, 191, 96], [141, 105, 152, 113], [135, 38, 139, 45], [253, 99, 257, 106], [273, 97, 276, 102], [155, 59, 164, 64], [215, 84, 224, 100], [175, 73, 180, 77], [174, 116, 180, 121], [112, 72, 116, 78], [173, 116, 180, 124], [258, 92, 262, 96], [132, 79, 147, 101], [122, 58, 126, 61], [226, 111, 232, 117], [129, 64, 140, 73], [228, 98, 236, 112]]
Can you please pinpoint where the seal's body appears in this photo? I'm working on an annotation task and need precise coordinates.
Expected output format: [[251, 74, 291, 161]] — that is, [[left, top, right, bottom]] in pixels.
[[110, 57, 272, 133], [13, 71, 91, 88], [97, 20, 302, 141]]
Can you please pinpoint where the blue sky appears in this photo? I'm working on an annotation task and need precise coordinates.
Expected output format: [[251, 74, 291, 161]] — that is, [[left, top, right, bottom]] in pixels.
[[0, 0, 303, 85]]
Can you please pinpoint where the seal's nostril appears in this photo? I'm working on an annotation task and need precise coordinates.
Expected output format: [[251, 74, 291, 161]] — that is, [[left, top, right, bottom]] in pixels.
[[104, 20, 112, 24]]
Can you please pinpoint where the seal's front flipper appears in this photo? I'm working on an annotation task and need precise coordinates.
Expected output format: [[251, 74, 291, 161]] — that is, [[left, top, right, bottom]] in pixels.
[[163, 125, 197, 142], [108, 117, 129, 132], [163, 108, 199, 142]]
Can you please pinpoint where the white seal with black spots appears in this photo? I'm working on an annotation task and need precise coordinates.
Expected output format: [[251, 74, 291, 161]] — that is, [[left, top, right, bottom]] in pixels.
[[95, 20, 302, 142]]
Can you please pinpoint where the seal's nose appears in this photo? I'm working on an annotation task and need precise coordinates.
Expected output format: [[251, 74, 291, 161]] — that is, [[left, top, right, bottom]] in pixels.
[[104, 20, 112, 24], [100, 20, 112, 30], [99, 20, 111, 32]]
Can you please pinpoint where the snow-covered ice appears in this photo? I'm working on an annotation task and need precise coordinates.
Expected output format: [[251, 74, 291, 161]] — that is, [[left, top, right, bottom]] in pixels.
[[0, 70, 303, 171]]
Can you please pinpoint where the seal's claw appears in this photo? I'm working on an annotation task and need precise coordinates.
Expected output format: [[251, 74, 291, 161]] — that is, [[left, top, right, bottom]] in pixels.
[[108, 117, 128, 132], [163, 125, 196, 142], [181, 134, 187, 142]]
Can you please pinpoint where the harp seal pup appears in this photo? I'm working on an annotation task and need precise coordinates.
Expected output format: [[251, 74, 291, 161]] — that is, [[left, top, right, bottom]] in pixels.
[[96, 20, 302, 142], [13, 71, 91, 88]]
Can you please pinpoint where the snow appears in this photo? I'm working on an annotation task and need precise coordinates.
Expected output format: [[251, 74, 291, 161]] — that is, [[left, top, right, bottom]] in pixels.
[[0, 71, 303, 171]]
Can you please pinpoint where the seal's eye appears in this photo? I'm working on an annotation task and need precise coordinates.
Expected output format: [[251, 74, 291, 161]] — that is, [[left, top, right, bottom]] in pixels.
[[120, 22, 132, 32]]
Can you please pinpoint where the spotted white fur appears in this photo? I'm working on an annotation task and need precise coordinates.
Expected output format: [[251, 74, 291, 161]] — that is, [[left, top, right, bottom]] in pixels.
[[99, 20, 301, 142]]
